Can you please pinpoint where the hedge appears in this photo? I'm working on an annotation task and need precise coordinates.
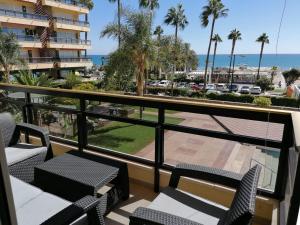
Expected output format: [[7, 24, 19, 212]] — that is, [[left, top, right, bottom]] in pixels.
[[146, 87, 300, 108]]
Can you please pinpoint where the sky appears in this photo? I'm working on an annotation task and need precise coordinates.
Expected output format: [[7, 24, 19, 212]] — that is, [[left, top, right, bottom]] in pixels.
[[87, 0, 300, 55]]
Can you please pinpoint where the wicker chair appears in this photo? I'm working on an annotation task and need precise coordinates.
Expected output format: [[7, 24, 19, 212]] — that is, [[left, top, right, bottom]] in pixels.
[[130, 164, 261, 225], [0, 113, 53, 183]]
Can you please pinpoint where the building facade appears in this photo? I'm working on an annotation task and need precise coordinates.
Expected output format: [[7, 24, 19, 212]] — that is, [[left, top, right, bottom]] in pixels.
[[0, 0, 93, 77]]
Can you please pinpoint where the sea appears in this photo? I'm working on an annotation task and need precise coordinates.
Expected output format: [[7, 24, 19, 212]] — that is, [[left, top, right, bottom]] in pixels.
[[90, 54, 300, 70]]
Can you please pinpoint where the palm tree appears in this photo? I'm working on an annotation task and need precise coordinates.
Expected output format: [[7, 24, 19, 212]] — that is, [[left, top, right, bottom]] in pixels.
[[79, 0, 94, 10], [108, 0, 122, 48], [164, 4, 188, 48], [101, 11, 153, 96], [211, 34, 222, 82], [154, 26, 163, 78], [228, 29, 242, 87], [0, 32, 23, 83], [271, 66, 278, 83], [13, 70, 53, 87], [256, 33, 270, 80], [201, 0, 228, 89], [139, 0, 159, 22]]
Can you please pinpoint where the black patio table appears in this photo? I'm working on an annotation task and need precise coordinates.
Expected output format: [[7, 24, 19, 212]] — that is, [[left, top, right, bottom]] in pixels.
[[34, 150, 129, 214]]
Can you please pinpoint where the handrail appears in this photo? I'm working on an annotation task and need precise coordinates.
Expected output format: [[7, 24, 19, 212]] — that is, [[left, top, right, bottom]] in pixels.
[[24, 57, 54, 63], [58, 57, 91, 62], [47, 0, 89, 9], [53, 17, 89, 27], [49, 37, 91, 45], [0, 8, 48, 20]]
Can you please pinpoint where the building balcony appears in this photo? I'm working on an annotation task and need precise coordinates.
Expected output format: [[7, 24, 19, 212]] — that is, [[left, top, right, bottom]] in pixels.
[[16, 35, 42, 48], [0, 84, 299, 225], [57, 57, 93, 68], [48, 37, 91, 50], [42, 0, 89, 14], [0, 8, 49, 27], [53, 17, 90, 32], [18, 0, 37, 3], [25, 57, 54, 70]]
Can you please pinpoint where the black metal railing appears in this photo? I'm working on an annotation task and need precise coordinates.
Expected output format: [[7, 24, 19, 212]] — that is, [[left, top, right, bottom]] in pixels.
[[0, 84, 295, 202], [47, 0, 89, 9], [54, 17, 89, 27], [49, 37, 91, 45], [0, 8, 48, 21], [16, 35, 40, 42]]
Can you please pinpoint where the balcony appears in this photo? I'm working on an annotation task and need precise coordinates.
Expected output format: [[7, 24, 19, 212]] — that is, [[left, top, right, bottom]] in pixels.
[[53, 16, 90, 32], [0, 84, 299, 225], [48, 37, 91, 49], [15, 35, 42, 48], [24, 57, 54, 70], [0, 8, 49, 27], [42, 0, 89, 14], [57, 57, 92, 68]]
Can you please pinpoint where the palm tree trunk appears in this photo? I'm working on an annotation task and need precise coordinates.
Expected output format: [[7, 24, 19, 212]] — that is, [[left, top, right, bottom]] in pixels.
[[3, 68, 10, 83], [228, 40, 235, 85], [204, 17, 216, 90], [257, 42, 264, 81], [117, 0, 121, 48], [211, 41, 217, 83], [172, 25, 178, 97]]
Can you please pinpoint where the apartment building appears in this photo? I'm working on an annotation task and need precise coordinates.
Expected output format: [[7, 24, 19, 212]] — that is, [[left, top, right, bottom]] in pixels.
[[0, 0, 93, 78]]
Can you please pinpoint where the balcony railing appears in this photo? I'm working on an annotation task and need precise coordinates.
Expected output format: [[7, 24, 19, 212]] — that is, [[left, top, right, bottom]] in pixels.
[[16, 35, 40, 42], [49, 37, 91, 45], [0, 8, 48, 21], [58, 57, 92, 62], [54, 17, 89, 27], [47, 0, 89, 9], [0, 84, 299, 225], [24, 57, 54, 63]]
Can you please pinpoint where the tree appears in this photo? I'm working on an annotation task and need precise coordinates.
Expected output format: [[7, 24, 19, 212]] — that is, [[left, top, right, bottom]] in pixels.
[[108, 0, 122, 48], [0, 32, 24, 83], [283, 69, 300, 86], [228, 29, 242, 86], [64, 73, 82, 89], [79, 0, 94, 10], [211, 34, 222, 81], [270, 66, 278, 83], [201, 0, 228, 89], [255, 77, 272, 92], [153, 26, 164, 78], [101, 11, 153, 96], [256, 33, 269, 80], [13, 70, 53, 87], [139, 0, 159, 22], [164, 4, 188, 48]]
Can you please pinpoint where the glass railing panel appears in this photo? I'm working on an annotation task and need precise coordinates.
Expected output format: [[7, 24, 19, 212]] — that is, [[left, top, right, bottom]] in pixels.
[[0, 8, 48, 20], [54, 17, 89, 27]]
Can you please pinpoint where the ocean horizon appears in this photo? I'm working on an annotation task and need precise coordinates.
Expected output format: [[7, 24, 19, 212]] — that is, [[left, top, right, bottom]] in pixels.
[[90, 54, 300, 70]]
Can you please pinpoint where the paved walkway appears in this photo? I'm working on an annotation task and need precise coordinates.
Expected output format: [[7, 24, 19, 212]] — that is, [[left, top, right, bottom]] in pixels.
[[135, 112, 283, 188]]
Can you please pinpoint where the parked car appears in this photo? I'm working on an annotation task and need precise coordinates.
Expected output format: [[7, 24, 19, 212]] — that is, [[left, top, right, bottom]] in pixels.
[[205, 84, 216, 91], [157, 80, 170, 88], [216, 84, 229, 93], [227, 84, 239, 92], [250, 86, 262, 95], [147, 81, 159, 87], [240, 86, 250, 94]]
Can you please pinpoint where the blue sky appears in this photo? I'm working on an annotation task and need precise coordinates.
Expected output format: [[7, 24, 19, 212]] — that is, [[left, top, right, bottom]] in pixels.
[[88, 0, 300, 55]]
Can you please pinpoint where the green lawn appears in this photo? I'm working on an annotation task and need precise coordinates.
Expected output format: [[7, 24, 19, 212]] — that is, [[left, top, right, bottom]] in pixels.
[[132, 106, 179, 115], [88, 113, 183, 154]]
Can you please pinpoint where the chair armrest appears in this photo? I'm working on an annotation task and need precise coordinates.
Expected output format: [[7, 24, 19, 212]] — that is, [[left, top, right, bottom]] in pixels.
[[169, 163, 243, 189], [42, 196, 104, 225], [130, 207, 202, 225], [12, 123, 53, 159]]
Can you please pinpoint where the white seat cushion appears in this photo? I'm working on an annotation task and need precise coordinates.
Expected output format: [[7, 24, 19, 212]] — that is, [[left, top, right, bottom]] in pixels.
[[5, 145, 47, 166], [148, 188, 228, 225]]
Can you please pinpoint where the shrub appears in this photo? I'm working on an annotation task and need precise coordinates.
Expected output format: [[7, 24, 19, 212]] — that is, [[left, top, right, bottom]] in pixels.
[[255, 77, 272, 91], [253, 97, 272, 107], [206, 93, 254, 103], [74, 82, 95, 91], [271, 97, 300, 108]]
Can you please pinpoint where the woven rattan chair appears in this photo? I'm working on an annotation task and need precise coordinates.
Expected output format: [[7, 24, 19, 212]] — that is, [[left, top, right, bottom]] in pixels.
[[130, 164, 261, 225], [0, 113, 53, 183]]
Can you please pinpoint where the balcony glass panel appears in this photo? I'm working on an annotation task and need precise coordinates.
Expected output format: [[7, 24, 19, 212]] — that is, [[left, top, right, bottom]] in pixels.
[[48, 0, 88, 9], [0, 8, 48, 20], [54, 17, 89, 27], [49, 37, 91, 45]]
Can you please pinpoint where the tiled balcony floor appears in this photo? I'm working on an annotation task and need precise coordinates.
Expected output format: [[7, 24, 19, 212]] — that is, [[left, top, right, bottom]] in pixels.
[[105, 180, 270, 225]]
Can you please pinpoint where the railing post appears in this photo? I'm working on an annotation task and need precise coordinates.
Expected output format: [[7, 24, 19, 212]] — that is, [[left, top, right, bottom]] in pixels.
[[154, 108, 165, 193], [77, 99, 87, 152], [24, 93, 33, 143]]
